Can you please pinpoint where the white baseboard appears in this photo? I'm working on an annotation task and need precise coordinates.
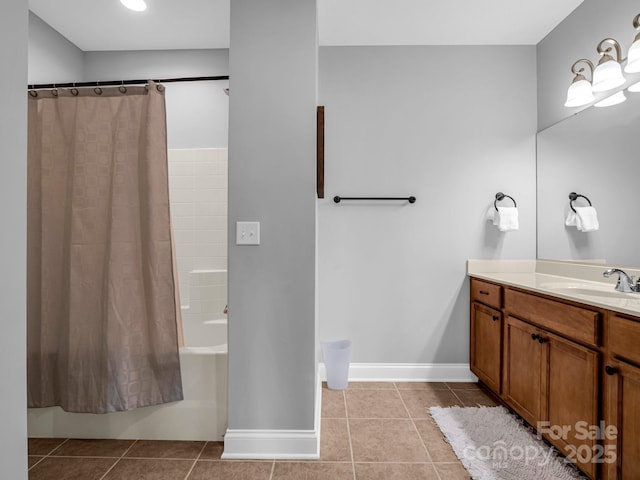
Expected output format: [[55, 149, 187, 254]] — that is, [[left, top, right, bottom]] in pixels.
[[221, 429, 319, 459], [221, 373, 322, 460], [318, 362, 478, 382]]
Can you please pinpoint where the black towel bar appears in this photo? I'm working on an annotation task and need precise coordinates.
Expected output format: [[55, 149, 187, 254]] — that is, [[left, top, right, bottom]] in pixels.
[[333, 196, 416, 204]]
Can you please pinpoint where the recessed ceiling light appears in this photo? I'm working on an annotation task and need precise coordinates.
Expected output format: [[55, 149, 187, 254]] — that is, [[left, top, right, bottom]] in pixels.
[[120, 0, 147, 12]]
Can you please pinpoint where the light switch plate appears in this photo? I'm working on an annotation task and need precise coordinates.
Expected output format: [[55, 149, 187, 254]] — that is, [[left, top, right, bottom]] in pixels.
[[236, 221, 260, 245]]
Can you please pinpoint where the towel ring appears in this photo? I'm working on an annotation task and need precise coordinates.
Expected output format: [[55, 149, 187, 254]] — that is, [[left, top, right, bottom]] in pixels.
[[494, 192, 517, 211], [568, 192, 592, 213]]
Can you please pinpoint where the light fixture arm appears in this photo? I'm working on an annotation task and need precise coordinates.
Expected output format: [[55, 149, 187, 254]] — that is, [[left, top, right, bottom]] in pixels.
[[570, 59, 595, 81], [633, 13, 640, 42], [596, 38, 625, 63]]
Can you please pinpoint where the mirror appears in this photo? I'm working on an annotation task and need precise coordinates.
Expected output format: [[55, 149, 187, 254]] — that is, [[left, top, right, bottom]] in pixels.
[[537, 92, 640, 268]]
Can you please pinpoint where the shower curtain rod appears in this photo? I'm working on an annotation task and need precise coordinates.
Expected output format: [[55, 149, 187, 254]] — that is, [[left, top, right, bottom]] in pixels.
[[28, 75, 229, 90]]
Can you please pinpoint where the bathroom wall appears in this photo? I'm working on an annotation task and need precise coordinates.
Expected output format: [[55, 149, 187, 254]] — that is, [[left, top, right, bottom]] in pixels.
[[228, 0, 317, 432], [27, 13, 229, 148], [28, 12, 84, 84], [84, 50, 229, 149], [537, 0, 639, 130], [0, 1, 28, 478], [318, 46, 537, 365]]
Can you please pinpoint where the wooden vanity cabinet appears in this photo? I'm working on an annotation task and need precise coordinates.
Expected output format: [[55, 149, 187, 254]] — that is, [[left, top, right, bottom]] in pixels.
[[470, 279, 503, 393], [603, 358, 640, 480], [503, 315, 543, 425], [503, 290, 600, 478], [471, 302, 502, 392], [468, 278, 640, 479], [545, 329, 599, 479], [503, 313, 599, 479], [603, 313, 640, 479]]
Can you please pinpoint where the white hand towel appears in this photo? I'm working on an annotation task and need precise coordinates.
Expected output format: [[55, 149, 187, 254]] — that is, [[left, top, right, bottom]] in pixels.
[[494, 206, 519, 232], [565, 211, 578, 227], [575, 206, 599, 232]]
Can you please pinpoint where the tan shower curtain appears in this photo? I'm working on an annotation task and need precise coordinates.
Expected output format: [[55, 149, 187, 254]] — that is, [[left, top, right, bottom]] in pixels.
[[27, 82, 183, 413]]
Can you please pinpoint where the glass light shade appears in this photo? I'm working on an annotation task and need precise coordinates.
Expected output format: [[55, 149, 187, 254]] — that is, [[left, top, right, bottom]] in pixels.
[[594, 91, 626, 107], [628, 81, 640, 92], [120, 0, 147, 11], [592, 60, 626, 92], [625, 40, 640, 73], [564, 79, 595, 107]]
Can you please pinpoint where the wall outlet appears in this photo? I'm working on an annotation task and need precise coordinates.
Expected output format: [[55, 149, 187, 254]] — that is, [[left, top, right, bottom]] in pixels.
[[236, 221, 260, 245]]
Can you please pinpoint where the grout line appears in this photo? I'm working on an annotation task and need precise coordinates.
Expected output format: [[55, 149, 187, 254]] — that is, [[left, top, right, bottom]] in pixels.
[[46, 438, 70, 456], [183, 440, 209, 480], [448, 388, 466, 407], [28, 438, 71, 471], [97, 439, 138, 480], [394, 383, 433, 463], [394, 383, 445, 480], [342, 390, 356, 480], [268, 459, 275, 480], [27, 456, 46, 471]]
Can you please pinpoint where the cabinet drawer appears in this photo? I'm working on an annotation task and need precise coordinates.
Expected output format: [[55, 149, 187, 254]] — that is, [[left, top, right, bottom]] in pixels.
[[609, 314, 640, 365], [504, 289, 600, 347], [470, 278, 502, 309]]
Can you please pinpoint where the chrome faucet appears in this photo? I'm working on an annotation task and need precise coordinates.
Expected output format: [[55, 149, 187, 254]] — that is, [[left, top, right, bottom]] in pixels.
[[603, 268, 640, 293]]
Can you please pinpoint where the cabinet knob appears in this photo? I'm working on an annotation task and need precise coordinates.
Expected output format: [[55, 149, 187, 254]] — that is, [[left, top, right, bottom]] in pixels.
[[531, 333, 539, 341], [605, 365, 618, 376], [537, 336, 548, 344], [492, 315, 499, 321], [479, 290, 489, 295]]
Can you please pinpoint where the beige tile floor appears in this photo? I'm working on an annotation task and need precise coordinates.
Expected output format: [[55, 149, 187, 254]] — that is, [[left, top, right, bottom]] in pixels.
[[28, 381, 497, 479]]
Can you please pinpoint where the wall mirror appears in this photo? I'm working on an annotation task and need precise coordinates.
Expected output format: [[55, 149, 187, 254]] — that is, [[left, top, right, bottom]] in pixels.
[[537, 92, 640, 268]]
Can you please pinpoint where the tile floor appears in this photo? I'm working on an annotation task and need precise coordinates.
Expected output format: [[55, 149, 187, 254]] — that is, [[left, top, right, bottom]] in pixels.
[[28, 381, 498, 479]]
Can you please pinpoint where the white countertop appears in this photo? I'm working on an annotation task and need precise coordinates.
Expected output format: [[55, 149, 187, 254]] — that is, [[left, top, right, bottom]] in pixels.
[[467, 260, 640, 317]]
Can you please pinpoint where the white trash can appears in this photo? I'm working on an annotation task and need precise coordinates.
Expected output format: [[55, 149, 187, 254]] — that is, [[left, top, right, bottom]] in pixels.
[[322, 340, 352, 390]]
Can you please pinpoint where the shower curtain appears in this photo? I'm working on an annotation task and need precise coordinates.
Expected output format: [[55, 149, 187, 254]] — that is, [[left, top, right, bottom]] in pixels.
[[27, 82, 183, 413]]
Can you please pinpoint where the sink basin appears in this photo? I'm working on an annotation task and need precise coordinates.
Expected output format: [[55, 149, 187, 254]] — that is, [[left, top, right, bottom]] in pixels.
[[539, 282, 638, 299]]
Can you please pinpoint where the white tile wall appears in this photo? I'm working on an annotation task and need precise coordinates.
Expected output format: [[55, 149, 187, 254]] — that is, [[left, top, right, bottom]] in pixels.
[[168, 148, 228, 330]]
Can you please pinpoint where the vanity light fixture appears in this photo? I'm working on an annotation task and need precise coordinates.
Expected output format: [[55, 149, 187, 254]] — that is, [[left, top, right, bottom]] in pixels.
[[594, 90, 626, 107], [627, 81, 640, 92], [624, 14, 640, 73], [564, 13, 640, 107], [564, 59, 596, 107], [592, 38, 626, 92], [120, 0, 147, 12]]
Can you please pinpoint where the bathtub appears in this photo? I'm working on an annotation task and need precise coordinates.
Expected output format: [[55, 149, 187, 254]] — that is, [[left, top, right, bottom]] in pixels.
[[27, 317, 228, 441]]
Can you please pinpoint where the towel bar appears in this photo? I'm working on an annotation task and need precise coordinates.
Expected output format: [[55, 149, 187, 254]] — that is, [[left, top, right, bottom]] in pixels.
[[333, 196, 416, 204], [494, 192, 517, 211], [568, 192, 592, 213]]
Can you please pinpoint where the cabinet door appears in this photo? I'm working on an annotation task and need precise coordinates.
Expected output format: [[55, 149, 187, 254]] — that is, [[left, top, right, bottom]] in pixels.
[[470, 302, 502, 393], [604, 359, 640, 480], [543, 333, 599, 479], [503, 315, 542, 426]]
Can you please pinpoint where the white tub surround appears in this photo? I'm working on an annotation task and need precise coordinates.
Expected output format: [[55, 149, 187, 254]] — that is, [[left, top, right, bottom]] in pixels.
[[27, 345, 227, 441], [467, 259, 640, 316], [28, 314, 228, 441]]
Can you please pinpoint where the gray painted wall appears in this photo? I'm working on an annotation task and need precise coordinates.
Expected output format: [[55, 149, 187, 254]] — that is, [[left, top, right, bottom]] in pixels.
[[1, 1, 28, 478], [28, 12, 84, 84], [28, 13, 229, 148], [537, 0, 639, 130], [84, 50, 229, 149], [228, 0, 317, 430], [318, 46, 537, 363]]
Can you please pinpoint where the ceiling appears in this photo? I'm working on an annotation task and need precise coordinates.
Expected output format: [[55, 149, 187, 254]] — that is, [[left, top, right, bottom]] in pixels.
[[29, 0, 584, 51]]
